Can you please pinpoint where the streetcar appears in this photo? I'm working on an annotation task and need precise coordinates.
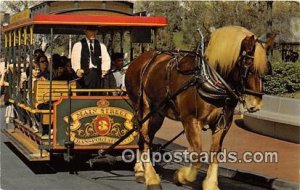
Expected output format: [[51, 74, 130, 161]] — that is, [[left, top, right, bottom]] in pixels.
[[1, 1, 167, 164]]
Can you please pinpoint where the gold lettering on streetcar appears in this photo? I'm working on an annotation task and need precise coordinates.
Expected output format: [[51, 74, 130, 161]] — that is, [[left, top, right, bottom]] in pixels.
[[63, 105, 136, 146]]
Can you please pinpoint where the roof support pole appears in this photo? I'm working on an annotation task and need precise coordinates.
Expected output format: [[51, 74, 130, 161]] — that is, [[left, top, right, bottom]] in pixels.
[[48, 27, 54, 148], [120, 30, 124, 54], [129, 28, 133, 62], [4, 33, 8, 68], [68, 35, 72, 58], [8, 32, 12, 99], [23, 27, 28, 102], [12, 30, 16, 99], [110, 32, 114, 55], [154, 28, 157, 50], [3, 33, 8, 101], [29, 26, 33, 107], [17, 28, 22, 101]]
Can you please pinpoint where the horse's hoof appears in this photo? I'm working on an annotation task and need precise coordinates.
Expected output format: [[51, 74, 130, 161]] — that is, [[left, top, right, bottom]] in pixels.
[[173, 171, 183, 186], [135, 176, 145, 184], [147, 184, 162, 190], [202, 180, 219, 190]]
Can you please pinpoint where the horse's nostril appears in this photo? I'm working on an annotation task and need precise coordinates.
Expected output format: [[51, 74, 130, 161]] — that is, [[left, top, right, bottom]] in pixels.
[[248, 107, 259, 112]]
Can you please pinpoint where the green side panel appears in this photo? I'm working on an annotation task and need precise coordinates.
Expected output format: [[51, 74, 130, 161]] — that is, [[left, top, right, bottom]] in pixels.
[[54, 97, 138, 148]]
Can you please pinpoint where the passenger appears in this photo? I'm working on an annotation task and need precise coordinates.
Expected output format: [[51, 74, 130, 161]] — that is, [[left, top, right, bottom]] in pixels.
[[111, 52, 126, 89], [18, 50, 46, 133], [61, 56, 76, 81], [51, 54, 64, 80], [33, 49, 44, 65], [71, 26, 111, 90], [102, 53, 127, 95], [36, 55, 50, 80], [0, 58, 8, 107], [52, 53, 61, 72], [27, 49, 44, 79]]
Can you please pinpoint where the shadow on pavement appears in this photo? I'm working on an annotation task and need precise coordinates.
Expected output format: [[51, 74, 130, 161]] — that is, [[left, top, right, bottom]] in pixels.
[[4, 141, 134, 175], [235, 119, 247, 129]]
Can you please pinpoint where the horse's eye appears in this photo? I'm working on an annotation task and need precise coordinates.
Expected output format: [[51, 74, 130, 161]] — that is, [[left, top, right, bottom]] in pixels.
[[244, 60, 253, 66], [247, 65, 255, 74]]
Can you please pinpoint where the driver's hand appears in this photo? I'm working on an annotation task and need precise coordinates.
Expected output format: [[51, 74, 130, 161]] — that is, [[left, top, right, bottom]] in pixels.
[[76, 69, 84, 78], [101, 70, 108, 78]]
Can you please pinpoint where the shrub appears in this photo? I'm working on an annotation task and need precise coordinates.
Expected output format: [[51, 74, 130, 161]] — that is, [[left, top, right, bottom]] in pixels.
[[264, 61, 300, 95]]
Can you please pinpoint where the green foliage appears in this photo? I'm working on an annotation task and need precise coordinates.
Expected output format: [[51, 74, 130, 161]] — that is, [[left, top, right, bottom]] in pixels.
[[134, 1, 299, 51], [135, 1, 183, 50], [264, 61, 300, 95], [173, 32, 189, 50]]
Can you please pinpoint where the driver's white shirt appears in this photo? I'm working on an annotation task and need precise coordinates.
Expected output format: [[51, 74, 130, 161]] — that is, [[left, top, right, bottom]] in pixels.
[[71, 39, 111, 72]]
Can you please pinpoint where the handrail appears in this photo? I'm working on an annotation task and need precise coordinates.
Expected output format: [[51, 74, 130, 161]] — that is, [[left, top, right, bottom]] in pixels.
[[8, 99, 53, 114], [52, 89, 126, 93]]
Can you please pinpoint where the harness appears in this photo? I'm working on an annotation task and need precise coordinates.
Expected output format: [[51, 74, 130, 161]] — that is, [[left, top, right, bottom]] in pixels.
[[91, 37, 267, 161], [135, 44, 264, 131]]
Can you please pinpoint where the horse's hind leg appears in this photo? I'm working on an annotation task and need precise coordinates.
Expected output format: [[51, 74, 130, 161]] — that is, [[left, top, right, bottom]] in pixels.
[[174, 116, 202, 185]]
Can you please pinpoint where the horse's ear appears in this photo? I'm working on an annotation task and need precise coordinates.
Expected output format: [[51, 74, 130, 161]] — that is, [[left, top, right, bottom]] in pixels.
[[249, 35, 256, 51], [242, 35, 256, 53], [265, 33, 276, 51]]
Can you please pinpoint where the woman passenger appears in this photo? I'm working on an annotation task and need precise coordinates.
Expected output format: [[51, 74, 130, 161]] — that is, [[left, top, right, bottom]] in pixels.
[[37, 55, 50, 80], [27, 49, 45, 79]]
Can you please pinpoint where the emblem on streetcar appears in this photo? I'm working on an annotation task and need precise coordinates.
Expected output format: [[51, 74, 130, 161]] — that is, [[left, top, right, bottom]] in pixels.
[[62, 98, 137, 146], [93, 115, 111, 136], [97, 99, 109, 107]]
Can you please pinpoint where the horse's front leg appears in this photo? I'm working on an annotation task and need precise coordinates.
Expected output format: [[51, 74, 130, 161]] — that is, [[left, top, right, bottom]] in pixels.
[[203, 109, 234, 190], [134, 101, 163, 189], [139, 117, 163, 189], [174, 116, 202, 185]]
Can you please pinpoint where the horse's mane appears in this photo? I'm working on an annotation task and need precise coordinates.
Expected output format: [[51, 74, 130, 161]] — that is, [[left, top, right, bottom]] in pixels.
[[253, 42, 268, 75], [204, 26, 267, 76]]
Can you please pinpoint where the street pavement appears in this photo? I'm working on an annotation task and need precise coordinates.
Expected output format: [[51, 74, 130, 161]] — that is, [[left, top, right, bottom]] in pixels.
[[0, 107, 268, 190], [156, 116, 300, 183]]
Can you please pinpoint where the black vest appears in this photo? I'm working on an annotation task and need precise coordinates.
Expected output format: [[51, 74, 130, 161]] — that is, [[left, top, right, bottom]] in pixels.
[[80, 38, 102, 74]]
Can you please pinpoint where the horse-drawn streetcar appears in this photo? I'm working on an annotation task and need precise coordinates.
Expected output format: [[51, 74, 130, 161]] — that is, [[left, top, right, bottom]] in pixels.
[[2, 1, 277, 190], [1, 1, 167, 163]]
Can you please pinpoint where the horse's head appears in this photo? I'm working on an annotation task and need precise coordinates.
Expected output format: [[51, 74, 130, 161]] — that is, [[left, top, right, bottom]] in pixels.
[[204, 26, 276, 112], [234, 34, 275, 112]]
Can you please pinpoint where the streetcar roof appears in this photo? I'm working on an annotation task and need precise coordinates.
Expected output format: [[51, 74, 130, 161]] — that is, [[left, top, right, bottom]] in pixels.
[[2, 14, 168, 34]]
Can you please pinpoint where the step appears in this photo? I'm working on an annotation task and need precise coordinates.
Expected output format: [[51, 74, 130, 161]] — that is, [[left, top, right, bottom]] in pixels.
[[2, 128, 50, 161]]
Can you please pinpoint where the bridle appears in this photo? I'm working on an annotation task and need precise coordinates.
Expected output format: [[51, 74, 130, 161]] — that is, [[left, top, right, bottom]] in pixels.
[[237, 50, 264, 100]]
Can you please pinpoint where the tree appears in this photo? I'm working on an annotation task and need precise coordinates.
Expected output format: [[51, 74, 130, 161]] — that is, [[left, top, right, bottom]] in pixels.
[[1, 1, 38, 13], [134, 1, 299, 52], [135, 1, 184, 50]]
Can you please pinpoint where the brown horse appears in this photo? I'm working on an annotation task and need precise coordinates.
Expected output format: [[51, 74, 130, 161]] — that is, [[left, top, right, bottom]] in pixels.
[[125, 26, 275, 190]]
